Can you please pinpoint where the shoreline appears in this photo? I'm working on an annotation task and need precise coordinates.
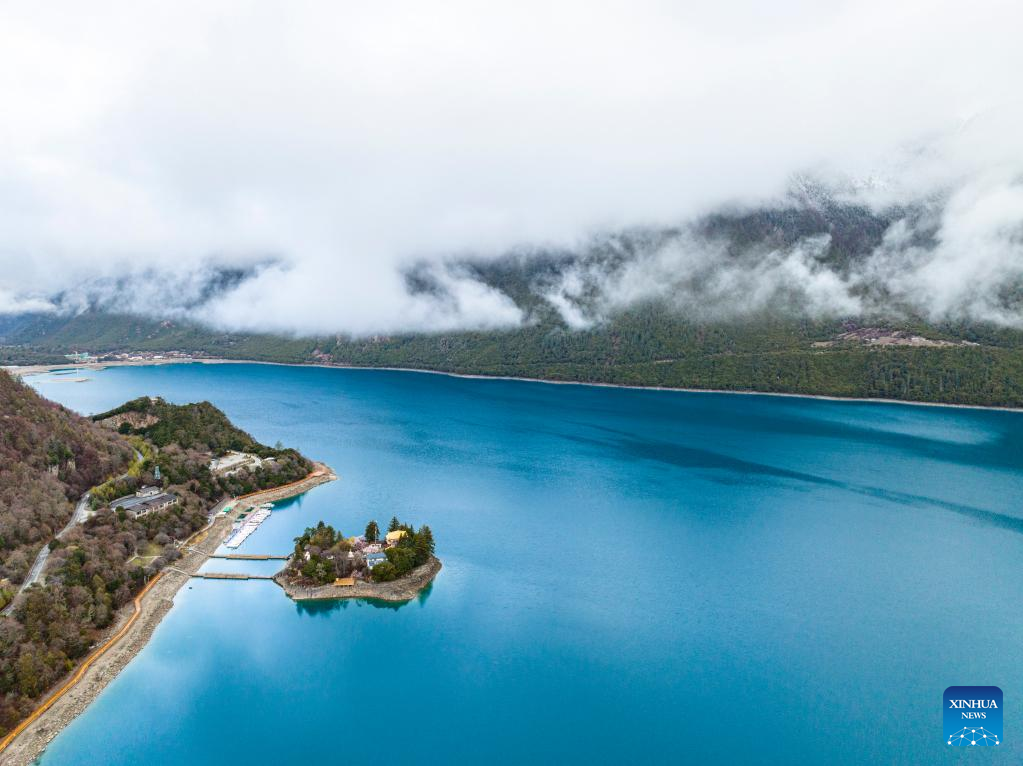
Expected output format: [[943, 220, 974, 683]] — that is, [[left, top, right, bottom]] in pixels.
[[0, 465, 336, 766], [274, 556, 442, 603], [6, 357, 1023, 415]]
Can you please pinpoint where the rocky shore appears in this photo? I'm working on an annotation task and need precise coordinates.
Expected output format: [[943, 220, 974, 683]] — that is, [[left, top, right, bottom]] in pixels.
[[0, 466, 336, 766], [275, 556, 442, 603]]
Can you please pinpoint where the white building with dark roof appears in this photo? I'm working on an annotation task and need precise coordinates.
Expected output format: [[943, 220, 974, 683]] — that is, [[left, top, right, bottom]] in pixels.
[[110, 490, 178, 518]]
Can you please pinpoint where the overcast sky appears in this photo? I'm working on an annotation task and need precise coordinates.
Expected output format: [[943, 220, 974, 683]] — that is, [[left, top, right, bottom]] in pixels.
[[1, 1, 1021, 333]]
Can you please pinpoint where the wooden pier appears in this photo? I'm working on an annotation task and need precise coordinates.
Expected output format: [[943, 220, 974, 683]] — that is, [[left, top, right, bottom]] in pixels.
[[193, 572, 276, 580], [207, 553, 289, 560]]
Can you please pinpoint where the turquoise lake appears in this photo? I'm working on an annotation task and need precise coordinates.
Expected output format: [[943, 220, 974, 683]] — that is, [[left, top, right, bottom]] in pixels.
[[25, 363, 1023, 764]]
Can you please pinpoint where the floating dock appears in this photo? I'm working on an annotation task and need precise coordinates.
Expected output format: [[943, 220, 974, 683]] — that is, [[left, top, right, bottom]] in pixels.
[[223, 503, 273, 549]]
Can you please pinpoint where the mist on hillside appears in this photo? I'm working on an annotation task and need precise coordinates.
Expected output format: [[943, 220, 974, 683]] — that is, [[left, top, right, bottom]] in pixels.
[[2, 2, 1023, 334]]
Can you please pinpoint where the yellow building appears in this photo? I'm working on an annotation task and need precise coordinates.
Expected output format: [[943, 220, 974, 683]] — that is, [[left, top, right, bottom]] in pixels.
[[385, 529, 407, 546]]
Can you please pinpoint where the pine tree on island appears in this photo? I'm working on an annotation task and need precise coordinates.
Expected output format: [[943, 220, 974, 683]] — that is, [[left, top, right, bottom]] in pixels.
[[365, 520, 379, 542], [419, 525, 434, 553], [414, 525, 434, 563]]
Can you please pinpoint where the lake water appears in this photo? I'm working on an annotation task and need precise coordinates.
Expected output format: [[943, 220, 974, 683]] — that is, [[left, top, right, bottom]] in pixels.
[[25, 363, 1023, 764]]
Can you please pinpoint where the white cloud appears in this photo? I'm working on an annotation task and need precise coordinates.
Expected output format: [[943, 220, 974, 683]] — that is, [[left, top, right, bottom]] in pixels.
[[0, 1, 1022, 333], [547, 232, 865, 325], [0, 288, 55, 316], [873, 168, 1023, 325]]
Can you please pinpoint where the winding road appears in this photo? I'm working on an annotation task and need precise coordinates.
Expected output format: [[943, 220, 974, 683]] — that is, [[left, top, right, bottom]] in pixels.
[[2, 449, 142, 617], [0, 492, 91, 617]]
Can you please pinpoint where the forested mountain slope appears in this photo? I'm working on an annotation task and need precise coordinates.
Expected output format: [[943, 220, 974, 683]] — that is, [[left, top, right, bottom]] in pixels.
[[0, 371, 132, 586]]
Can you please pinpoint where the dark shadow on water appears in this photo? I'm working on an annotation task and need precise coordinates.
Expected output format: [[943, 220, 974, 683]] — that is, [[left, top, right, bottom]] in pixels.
[[294, 598, 352, 617], [270, 494, 305, 513], [294, 594, 423, 616], [557, 427, 1023, 536], [415, 581, 434, 606], [360, 598, 405, 612]]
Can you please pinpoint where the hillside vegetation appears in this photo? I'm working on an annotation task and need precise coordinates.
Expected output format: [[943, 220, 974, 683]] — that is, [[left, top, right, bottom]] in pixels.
[[6, 308, 1023, 407], [92, 397, 313, 500], [0, 371, 131, 587], [0, 378, 315, 738]]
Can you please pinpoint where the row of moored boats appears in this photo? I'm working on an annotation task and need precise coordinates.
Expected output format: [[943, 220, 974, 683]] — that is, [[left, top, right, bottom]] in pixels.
[[224, 503, 273, 548]]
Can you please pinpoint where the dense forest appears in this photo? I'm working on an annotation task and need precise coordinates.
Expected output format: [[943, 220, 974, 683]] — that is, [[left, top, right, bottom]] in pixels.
[[6, 308, 1023, 407], [323, 314, 1023, 407], [0, 378, 315, 738]]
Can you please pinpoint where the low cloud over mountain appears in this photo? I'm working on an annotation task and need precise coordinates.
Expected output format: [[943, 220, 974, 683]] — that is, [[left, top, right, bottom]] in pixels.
[[2, 2, 1022, 334]]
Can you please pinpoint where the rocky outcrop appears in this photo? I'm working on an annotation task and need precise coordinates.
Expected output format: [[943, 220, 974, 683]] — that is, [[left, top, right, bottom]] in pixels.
[[97, 411, 160, 430]]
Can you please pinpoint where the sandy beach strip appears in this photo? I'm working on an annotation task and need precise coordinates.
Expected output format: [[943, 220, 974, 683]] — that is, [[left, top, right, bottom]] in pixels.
[[0, 466, 336, 766]]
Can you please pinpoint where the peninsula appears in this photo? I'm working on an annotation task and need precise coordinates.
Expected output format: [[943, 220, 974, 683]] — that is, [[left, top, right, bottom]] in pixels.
[[0, 372, 336, 765], [276, 517, 441, 602]]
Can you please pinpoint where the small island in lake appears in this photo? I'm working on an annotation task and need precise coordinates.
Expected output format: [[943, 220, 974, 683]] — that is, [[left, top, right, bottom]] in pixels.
[[276, 517, 441, 602]]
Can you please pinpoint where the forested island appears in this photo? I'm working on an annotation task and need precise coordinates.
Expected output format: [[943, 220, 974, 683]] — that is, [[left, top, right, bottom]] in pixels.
[[0, 371, 319, 739], [278, 516, 440, 602]]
